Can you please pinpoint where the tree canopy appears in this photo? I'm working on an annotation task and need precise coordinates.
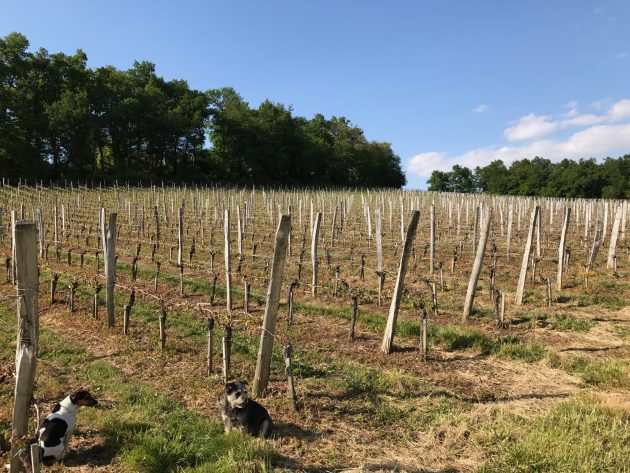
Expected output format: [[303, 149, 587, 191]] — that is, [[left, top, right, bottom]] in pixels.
[[0, 33, 406, 187], [427, 155, 630, 199]]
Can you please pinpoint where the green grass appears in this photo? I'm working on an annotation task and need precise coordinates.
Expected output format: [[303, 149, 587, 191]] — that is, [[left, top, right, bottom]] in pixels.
[[478, 398, 630, 472], [493, 341, 545, 363], [552, 314, 594, 332], [611, 322, 630, 340], [0, 304, 274, 473], [559, 356, 630, 389]]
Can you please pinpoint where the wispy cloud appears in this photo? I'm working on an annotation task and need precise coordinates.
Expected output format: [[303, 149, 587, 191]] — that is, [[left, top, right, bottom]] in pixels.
[[407, 99, 630, 177], [474, 104, 490, 113], [504, 113, 558, 141], [617, 52, 629, 60]]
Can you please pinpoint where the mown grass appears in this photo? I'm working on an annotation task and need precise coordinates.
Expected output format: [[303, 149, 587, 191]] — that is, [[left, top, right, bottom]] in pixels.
[[552, 313, 594, 332], [0, 304, 274, 473], [296, 301, 545, 361], [567, 357, 630, 389], [478, 398, 630, 472]]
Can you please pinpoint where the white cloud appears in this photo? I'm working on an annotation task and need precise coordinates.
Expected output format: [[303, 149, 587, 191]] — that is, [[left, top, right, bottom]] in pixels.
[[504, 113, 558, 141], [591, 98, 611, 110], [407, 152, 448, 176], [407, 98, 630, 178], [474, 104, 490, 113], [563, 100, 579, 117], [609, 99, 630, 120]]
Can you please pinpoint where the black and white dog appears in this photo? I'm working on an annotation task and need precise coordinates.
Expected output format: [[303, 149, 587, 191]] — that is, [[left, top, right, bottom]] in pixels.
[[36, 389, 98, 465], [220, 381, 273, 438]]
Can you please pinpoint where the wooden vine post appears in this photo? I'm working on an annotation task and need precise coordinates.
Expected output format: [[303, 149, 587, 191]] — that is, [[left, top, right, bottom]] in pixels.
[[515, 206, 539, 305], [311, 212, 322, 296], [101, 209, 117, 327], [224, 209, 232, 310], [375, 208, 385, 305], [381, 210, 420, 354], [206, 318, 214, 377], [556, 207, 571, 291], [252, 215, 291, 397], [429, 203, 435, 273], [606, 206, 622, 270], [283, 344, 299, 412], [10, 222, 39, 473], [462, 210, 492, 321]]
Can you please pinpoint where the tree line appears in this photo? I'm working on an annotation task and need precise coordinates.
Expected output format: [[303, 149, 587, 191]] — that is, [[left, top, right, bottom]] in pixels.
[[0, 33, 406, 187], [428, 155, 630, 199]]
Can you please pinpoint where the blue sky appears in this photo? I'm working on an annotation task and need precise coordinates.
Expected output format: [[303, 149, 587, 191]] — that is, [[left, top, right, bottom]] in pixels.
[[2, 0, 630, 188]]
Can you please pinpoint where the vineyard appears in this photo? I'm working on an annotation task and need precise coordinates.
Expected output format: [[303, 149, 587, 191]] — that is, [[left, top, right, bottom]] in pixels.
[[0, 182, 628, 472]]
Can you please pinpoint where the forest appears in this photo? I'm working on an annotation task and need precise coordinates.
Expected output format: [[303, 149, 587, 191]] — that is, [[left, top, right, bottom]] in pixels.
[[0, 33, 406, 187], [428, 155, 630, 199]]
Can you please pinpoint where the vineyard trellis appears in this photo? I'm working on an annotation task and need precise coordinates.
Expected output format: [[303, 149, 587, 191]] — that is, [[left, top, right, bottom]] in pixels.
[[0, 179, 629, 467]]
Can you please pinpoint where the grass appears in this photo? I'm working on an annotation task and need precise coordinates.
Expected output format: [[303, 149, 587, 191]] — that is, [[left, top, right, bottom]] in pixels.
[[552, 313, 594, 332], [478, 398, 630, 472], [554, 356, 630, 389], [0, 304, 274, 473]]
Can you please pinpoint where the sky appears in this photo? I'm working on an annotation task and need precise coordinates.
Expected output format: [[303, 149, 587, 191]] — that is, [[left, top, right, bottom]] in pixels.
[[2, 0, 630, 189]]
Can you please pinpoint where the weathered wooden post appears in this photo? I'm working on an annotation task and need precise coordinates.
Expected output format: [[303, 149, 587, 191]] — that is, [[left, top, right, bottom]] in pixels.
[[311, 212, 322, 296], [587, 221, 604, 270], [556, 207, 571, 291], [159, 299, 167, 352], [429, 203, 435, 273], [224, 209, 232, 310], [350, 292, 358, 340], [607, 206, 622, 270], [252, 215, 291, 397], [244, 280, 251, 313], [153, 205, 160, 247], [506, 204, 513, 261], [178, 207, 184, 296], [515, 206, 539, 305], [206, 318, 214, 377], [420, 307, 428, 360], [287, 280, 297, 328], [222, 324, 232, 383], [462, 210, 492, 321], [10, 222, 39, 473], [101, 209, 117, 327], [93, 284, 102, 319], [381, 210, 420, 354], [283, 344, 299, 412]]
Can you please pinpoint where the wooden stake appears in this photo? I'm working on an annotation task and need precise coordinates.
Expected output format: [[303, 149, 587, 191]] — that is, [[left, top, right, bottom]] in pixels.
[[556, 207, 571, 291], [283, 344, 299, 412], [102, 210, 117, 327], [515, 206, 539, 305], [350, 292, 358, 340], [381, 210, 420, 354], [222, 324, 232, 383], [206, 318, 214, 377], [311, 212, 322, 296], [463, 210, 492, 321], [253, 215, 291, 397], [10, 222, 39, 473]]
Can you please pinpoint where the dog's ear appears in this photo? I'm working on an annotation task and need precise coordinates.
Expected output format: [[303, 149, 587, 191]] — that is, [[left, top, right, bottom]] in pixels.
[[242, 380, 248, 386], [225, 382, 236, 393]]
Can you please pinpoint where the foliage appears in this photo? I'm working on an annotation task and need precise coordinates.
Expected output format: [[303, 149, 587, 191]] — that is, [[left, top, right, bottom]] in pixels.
[[427, 155, 630, 198], [0, 33, 405, 187]]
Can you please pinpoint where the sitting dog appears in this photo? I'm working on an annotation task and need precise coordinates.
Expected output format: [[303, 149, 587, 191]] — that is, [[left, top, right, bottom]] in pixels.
[[220, 381, 273, 438], [36, 389, 98, 465]]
